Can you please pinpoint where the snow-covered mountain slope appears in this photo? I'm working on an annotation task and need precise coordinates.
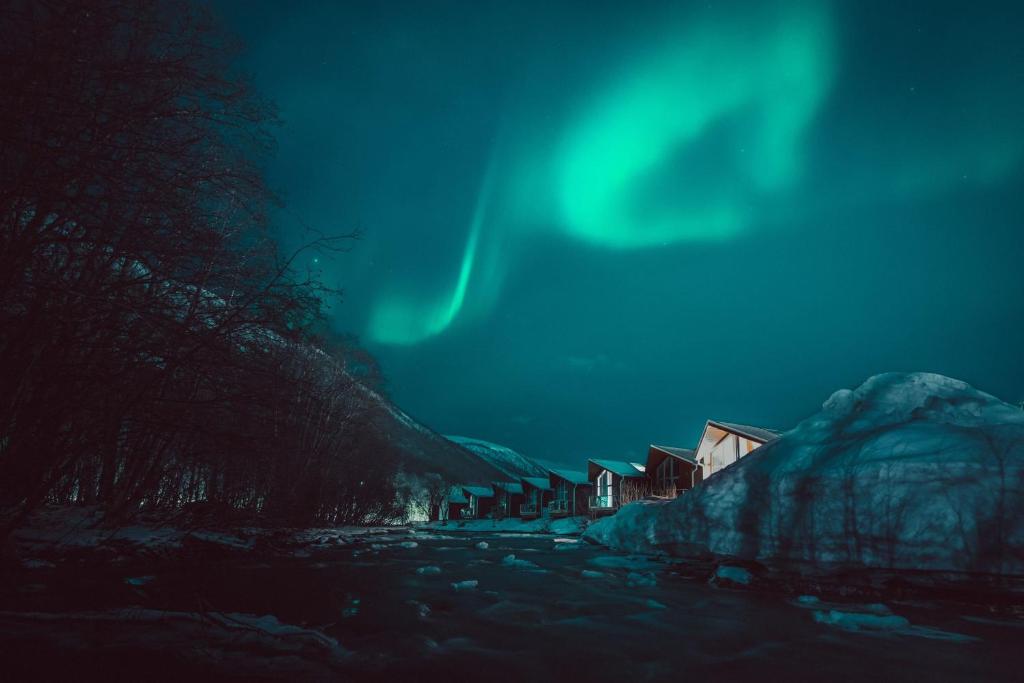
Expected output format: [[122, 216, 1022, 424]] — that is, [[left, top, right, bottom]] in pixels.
[[444, 436, 549, 479], [586, 373, 1024, 575], [353, 384, 507, 485]]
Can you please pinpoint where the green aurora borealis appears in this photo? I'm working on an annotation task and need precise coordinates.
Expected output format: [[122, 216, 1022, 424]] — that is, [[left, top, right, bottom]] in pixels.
[[216, 0, 1024, 464]]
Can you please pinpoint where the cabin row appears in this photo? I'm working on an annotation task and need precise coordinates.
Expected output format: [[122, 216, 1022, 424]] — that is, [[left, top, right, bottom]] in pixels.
[[442, 420, 779, 521]]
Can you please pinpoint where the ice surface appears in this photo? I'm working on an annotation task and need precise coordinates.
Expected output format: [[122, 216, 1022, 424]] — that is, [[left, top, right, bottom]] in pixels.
[[585, 373, 1024, 575]]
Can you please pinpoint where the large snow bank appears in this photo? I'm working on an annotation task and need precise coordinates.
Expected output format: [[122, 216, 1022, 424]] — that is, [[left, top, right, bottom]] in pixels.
[[586, 373, 1024, 575]]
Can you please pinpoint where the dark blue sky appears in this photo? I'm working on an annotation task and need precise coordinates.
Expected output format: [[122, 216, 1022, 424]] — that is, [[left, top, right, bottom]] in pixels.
[[211, 0, 1024, 465]]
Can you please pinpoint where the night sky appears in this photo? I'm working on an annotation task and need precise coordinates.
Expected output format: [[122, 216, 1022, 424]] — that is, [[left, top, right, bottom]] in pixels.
[[211, 0, 1024, 465]]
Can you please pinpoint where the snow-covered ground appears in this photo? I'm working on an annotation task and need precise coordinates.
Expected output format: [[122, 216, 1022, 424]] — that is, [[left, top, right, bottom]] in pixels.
[[2, 526, 1018, 680], [422, 516, 587, 536], [586, 373, 1024, 577]]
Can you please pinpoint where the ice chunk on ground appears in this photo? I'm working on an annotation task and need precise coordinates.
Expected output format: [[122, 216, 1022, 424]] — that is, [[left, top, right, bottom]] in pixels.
[[21, 559, 56, 570], [125, 576, 155, 586], [626, 571, 657, 588], [502, 554, 539, 569], [585, 373, 1024, 577], [475, 541, 489, 550], [451, 580, 479, 591], [581, 570, 607, 579], [399, 541, 418, 549], [713, 566, 753, 586], [797, 600, 979, 642], [416, 565, 442, 575], [814, 609, 910, 631], [588, 555, 664, 571], [406, 600, 431, 618]]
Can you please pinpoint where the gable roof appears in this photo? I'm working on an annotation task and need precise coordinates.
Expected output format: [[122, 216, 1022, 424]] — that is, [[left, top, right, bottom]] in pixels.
[[548, 468, 591, 486], [650, 445, 697, 464], [462, 485, 495, 498], [708, 421, 780, 443], [522, 476, 552, 491], [446, 487, 469, 504], [493, 480, 524, 495], [588, 459, 646, 478]]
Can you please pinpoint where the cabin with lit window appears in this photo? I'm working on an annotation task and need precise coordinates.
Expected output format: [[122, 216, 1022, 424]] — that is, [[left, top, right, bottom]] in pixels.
[[460, 485, 495, 519], [547, 469, 591, 517], [520, 477, 552, 519], [694, 421, 779, 483], [492, 481, 524, 519], [587, 459, 646, 515], [646, 445, 697, 498]]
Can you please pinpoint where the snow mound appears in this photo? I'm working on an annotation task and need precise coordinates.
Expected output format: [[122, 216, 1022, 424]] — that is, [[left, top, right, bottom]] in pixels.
[[585, 373, 1024, 575]]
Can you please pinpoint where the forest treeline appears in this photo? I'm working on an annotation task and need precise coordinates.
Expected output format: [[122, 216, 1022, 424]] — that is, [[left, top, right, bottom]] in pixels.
[[0, 0, 415, 532]]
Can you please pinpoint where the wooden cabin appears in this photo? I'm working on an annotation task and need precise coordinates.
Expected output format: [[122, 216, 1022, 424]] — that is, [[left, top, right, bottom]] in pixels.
[[492, 481, 524, 519], [547, 469, 591, 517], [646, 445, 698, 498], [461, 485, 495, 519], [442, 486, 469, 521], [695, 421, 779, 483], [520, 476, 552, 519], [587, 459, 647, 515]]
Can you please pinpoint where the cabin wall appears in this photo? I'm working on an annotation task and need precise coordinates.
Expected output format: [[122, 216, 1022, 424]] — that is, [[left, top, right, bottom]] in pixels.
[[444, 502, 467, 521], [479, 497, 495, 517], [651, 456, 696, 495], [574, 484, 590, 516], [522, 486, 551, 512], [504, 492, 524, 517], [550, 477, 591, 516], [698, 432, 765, 480]]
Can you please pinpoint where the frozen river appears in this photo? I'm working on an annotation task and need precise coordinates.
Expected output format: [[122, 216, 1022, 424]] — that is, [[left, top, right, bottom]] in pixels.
[[2, 527, 1020, 680]]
